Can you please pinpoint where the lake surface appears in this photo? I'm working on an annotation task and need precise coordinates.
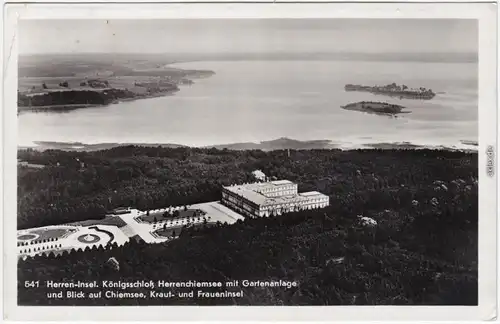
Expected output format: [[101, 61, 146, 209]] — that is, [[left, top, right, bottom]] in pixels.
[[18, 60, 478, 149]]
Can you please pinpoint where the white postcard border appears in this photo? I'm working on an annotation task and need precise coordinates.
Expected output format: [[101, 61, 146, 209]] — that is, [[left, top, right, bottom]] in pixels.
[[2, 2, 497, 321]]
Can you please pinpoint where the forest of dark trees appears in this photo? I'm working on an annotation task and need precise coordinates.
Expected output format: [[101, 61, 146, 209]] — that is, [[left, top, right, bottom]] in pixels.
[[17, 89, 136, 107], [17, 147, 478, 305], [17, 85, 178, 108]]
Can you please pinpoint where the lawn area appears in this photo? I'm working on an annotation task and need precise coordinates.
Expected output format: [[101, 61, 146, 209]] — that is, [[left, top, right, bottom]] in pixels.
[[19, 227, 76, 242], [138, 208, 206, 224], [153, 222, 212, 238], [66, 216, 128, 228]]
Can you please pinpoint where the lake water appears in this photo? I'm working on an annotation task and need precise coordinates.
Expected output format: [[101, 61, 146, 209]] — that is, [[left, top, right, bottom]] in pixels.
[[18, 60, 478, 149]]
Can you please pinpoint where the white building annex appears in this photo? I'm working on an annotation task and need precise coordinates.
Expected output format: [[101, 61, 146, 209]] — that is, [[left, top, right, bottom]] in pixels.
[[251, 169, 266, 182]]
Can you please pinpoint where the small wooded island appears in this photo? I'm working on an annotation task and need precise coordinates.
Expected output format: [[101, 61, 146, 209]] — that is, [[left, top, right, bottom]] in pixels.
[[341, 101, 409, 116], [345, 83, 436, 100]]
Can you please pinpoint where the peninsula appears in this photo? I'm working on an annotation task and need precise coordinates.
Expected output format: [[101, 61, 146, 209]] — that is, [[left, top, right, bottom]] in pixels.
[[17, 86, 179, 112], [17, 54, 215, 112], [345, 83, 436, 100], [341, 101, 409, 116]]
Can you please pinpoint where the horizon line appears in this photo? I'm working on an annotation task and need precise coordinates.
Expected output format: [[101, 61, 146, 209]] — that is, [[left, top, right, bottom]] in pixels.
[[20, 51, 478, 56]]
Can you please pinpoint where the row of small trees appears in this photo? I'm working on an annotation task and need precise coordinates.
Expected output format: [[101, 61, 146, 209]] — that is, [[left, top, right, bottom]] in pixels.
[[34, 80, 110, 90], [17, 236, 61, 246]]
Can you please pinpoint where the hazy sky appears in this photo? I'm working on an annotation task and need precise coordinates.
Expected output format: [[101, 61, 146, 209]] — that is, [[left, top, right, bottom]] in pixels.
[[20, 19, 477, 55]]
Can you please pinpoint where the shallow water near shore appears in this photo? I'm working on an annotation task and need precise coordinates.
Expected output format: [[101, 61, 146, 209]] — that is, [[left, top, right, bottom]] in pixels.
[[18, 60, 478, 149]]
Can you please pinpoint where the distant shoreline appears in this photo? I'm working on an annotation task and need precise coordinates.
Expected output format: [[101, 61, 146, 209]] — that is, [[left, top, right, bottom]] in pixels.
[[18, 138, 479, 153], [19, 52, 479, 64]]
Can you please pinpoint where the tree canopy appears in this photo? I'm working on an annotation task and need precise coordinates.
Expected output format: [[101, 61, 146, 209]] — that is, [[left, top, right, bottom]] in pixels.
[[17, 146, 477, 306]]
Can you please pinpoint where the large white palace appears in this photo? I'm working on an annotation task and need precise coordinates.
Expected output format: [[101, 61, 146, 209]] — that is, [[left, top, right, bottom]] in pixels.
[[221, 179, 329, 218]]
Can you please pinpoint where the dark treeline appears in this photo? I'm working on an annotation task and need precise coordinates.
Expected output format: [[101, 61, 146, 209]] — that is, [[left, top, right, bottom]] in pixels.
[[18, 89, 136, 107], [18, 147, 477, 232], [17, 86, 178, 108]]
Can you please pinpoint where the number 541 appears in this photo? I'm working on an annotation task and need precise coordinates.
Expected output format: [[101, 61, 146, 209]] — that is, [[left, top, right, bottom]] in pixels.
[[24, 281, 39, 288]]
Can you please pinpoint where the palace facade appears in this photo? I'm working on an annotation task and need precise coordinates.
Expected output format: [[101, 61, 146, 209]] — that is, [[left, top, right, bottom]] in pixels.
[[221, 180, 329, 218]]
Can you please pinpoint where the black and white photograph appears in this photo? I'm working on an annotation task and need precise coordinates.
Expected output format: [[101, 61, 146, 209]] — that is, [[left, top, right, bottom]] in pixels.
[[3, 2, 498, 321]]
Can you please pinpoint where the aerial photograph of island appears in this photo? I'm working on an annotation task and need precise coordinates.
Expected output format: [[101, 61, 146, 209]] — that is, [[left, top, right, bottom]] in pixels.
[[16, 18, 478, 306]]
